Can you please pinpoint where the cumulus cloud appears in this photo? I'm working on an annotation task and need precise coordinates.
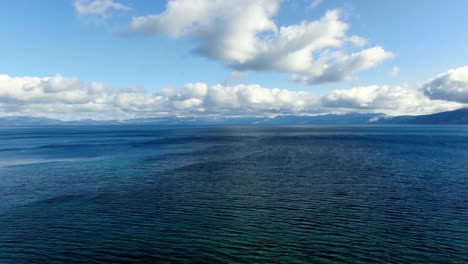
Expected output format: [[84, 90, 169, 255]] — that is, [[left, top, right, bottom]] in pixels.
[[129, 0, 392, 85], [290, 46, 393, 84], [1, 67, 466, 120], [74, 0, 130, 17], [124, 82, 321, 115], [322, 85, 463, 115], [0, 74, 106, 105], [0, 74, 320, 119], [421, 66, 468, 103], [185, 83, 320, 114], [0, 74, 144, 120]]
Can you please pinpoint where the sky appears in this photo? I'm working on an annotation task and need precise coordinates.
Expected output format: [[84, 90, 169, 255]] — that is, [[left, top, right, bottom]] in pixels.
[[0, 0, 468, 120]]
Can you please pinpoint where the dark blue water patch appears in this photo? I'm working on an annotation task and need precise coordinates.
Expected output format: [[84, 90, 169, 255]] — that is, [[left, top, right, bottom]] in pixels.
[[0, 125, 467, 263]]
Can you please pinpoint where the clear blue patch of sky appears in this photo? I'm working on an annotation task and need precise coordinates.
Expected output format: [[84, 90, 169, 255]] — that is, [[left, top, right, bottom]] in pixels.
[[0, 0, 467, 95]]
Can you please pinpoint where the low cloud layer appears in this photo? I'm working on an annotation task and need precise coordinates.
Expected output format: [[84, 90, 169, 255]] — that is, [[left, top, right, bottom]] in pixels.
[[421, 66, 468, 103], [322, 85, 462, 114], [0, 74, 123, 120], [1, 66, 467, 120], [0, 75, 320, 119], [129, 0, 392, 85]]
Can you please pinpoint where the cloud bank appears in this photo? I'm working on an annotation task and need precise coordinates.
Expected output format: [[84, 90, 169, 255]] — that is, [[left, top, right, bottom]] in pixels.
[[1, 66, 467, 120], [129, 0, 392, 85], [421, 66, 468, 103], [322, 85, 462, 114]]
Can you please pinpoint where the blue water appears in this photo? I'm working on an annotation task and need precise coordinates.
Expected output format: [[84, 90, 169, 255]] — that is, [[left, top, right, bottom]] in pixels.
[[0, 126, 467, 263]]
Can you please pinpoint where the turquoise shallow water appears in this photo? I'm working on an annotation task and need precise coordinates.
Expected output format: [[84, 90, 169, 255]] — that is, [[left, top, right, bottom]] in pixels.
[[0, 125, 467, 263]]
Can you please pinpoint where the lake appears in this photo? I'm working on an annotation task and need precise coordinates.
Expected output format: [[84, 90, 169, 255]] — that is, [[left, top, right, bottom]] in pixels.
[[0, 126, 467, 263]]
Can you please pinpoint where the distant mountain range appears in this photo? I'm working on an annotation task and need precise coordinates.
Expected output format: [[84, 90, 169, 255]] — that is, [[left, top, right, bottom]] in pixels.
[[370, 108, 468, 124], [0, 113, 388, 126], [0, 116, 65, 126], [0, 108, 467, 126]]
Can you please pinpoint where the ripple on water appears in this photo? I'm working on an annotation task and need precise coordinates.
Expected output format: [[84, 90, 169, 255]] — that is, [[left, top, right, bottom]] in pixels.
[[0, 126, 467, 263]]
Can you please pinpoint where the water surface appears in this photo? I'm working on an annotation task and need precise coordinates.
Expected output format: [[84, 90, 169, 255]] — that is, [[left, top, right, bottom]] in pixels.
[[0, 125, 467, 263]]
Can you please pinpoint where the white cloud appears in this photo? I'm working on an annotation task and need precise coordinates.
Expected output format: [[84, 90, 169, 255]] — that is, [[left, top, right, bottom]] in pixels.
[[290, 46, 393, 84], [74, 0, 130, 17], [421, 66, 468, 103], [156, 83, 321, 115], [0, 74, 320, 119], [0, 74, 128, 120], [321, 85, 463, 115], [349, 35, 368, 48], [129, 1, 392, 85], [1, 67, 466, 120]]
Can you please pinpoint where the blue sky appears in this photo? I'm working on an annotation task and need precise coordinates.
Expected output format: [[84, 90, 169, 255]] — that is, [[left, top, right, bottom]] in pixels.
[[0, 0, 467, 119]]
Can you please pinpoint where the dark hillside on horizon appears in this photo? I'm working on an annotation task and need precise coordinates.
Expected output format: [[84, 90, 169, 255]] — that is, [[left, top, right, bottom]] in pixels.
[[371, 108, 468, 124], [0, 108, 467, 126]]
